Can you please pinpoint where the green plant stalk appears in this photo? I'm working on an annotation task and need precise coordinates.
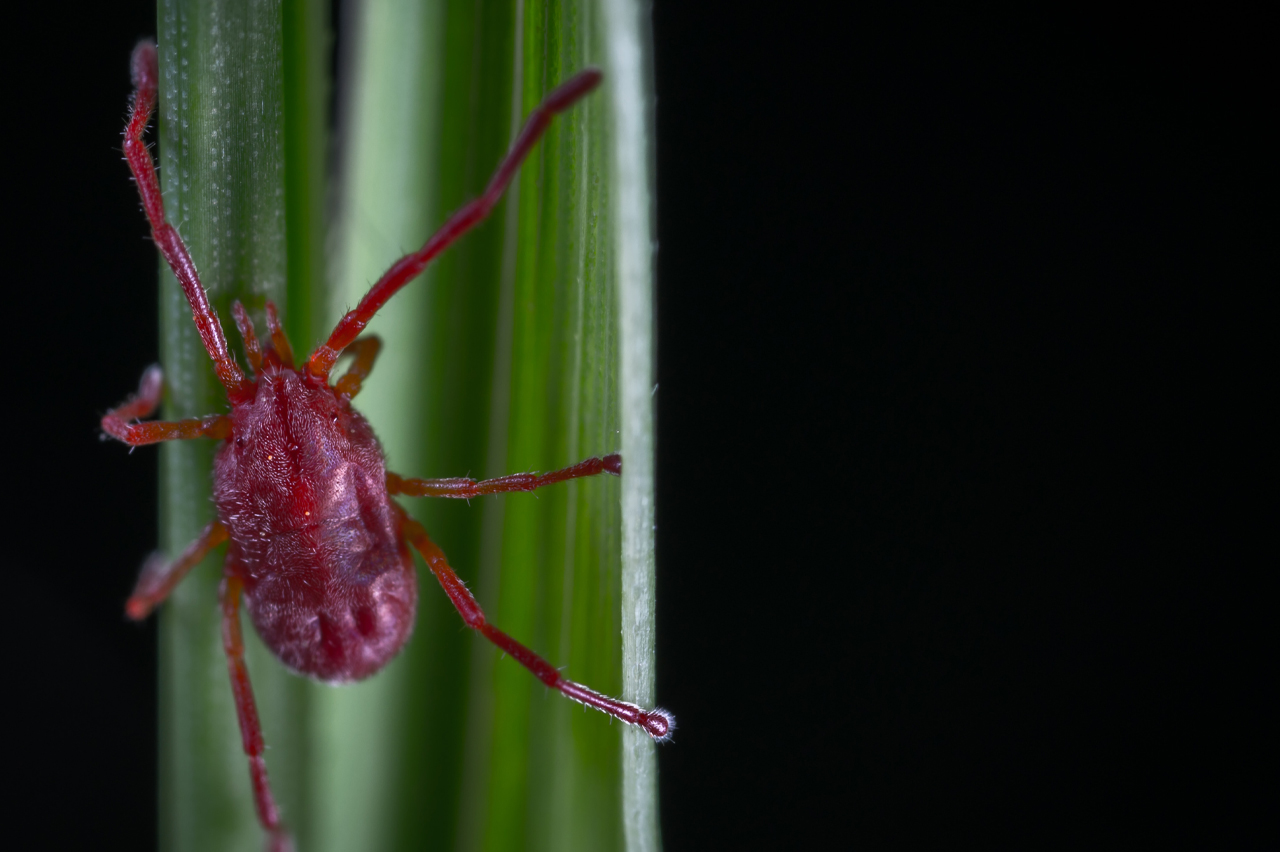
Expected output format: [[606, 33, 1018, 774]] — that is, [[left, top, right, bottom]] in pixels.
[[154, 0, 659, 849], [601, 1, 662, 849], [154, 1, 307, 850]]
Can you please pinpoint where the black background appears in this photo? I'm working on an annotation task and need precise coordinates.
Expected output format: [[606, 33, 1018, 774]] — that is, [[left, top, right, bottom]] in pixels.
[[2, 3, 1265, 849]]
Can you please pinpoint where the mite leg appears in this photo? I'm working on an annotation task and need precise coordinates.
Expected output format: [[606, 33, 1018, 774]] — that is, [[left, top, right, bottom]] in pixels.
[[332, 336, 382, 401], [388, 453, 620, 499], [221, 574, 293, 852], [264, 302, 296, 369], [125, 42, 250, 400], [398, 508, 674, 741], [307, 69, 603, 378], [126, 519, 228, 620], [231, 302, 264, 376], [102, 365, 232, 446]]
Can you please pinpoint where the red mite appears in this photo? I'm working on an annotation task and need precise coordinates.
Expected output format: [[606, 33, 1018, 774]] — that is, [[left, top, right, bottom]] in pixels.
[[104, 41, 672, 851]]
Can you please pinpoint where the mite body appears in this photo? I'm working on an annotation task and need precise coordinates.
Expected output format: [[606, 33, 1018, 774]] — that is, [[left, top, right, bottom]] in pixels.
[[217, 364, 415, 683], [104, 40, 670, 852]]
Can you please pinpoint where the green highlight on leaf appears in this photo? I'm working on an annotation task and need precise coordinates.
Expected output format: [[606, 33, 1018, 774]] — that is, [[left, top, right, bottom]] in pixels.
[[153, 1, 659, 850]]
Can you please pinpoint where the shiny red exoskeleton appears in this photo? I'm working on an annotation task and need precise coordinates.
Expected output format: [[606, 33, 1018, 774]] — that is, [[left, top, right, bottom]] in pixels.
[[104, 41, 672, 852]]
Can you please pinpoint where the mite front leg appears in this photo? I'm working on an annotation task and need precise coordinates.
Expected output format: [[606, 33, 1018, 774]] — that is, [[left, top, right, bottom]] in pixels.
[[231, 300, 300, 373], [398, 507, 673, 741], [387, 453, 620, 499], [306, 69, 603, 379], [332, 336, 382, 401], [221, 574, 293, 852], [102, 365, 231, 446], [264, 302, 296, 370], [126, 519, 228, 619], [231, 302, 264, 376], [125, 42, 251, 400]]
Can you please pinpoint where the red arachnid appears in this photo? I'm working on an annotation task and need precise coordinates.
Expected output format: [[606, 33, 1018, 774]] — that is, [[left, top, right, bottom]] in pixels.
[[104, 41, 672, 850]]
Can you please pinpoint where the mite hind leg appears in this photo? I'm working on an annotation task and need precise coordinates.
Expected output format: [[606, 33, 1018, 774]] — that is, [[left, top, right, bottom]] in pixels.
[[221, 573, 293, 852], [398, 507, 673, 741], [387, 453, 620, 499], [102, 365, 232, 446], [125, 519, 228, 620]]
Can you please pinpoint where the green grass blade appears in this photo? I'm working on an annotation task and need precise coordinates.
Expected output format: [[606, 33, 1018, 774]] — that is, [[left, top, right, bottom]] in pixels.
[[601, 1, 662, 850], [154, 1, 308, 850]]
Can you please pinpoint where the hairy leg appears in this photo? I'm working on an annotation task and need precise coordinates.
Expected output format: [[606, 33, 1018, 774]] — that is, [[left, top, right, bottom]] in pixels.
[[307, 69, 603, 379], [264, 302, 295, 370], [221, 574, 293, 852], [125, 520, 229, 620], [398, 507, 673, 741], [231, 302, 264, 376], [387, 453, 620, 499], [125, 42, 250, 401], [333, 336, 382, 401], [102, 365, 231, 446]]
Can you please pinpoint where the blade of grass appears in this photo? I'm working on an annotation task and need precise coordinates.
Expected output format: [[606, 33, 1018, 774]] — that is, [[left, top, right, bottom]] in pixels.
[[154, 1, 308, 850], [601, 3, 662, 849], [465, 4, 627, 849]]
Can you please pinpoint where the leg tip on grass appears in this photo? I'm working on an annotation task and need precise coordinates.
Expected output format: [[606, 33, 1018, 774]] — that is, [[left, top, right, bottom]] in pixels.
[[642, 707, 676, 742]]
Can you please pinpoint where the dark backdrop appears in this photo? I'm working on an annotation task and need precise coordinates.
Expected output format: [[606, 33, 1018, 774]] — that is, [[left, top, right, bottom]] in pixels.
[[2, 3, 1264, 849]]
